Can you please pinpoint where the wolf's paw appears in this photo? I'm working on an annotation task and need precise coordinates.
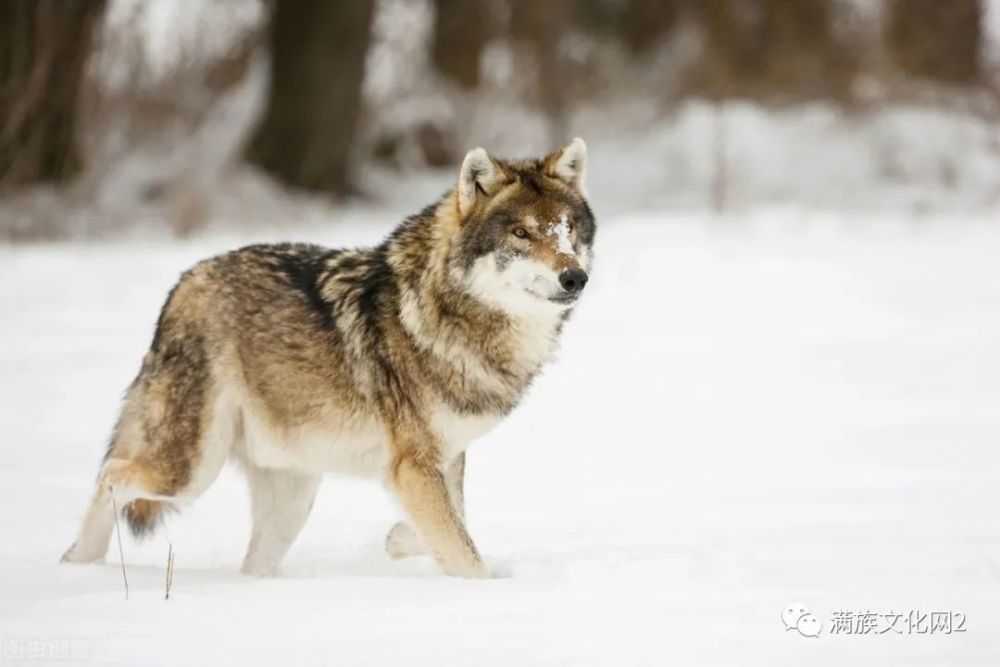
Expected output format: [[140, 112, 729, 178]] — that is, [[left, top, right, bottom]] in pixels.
[[60, 541, 104, 564], [441, 558, 490, 579], [240, 559, 280, 577], [385, 522, 426, 560]]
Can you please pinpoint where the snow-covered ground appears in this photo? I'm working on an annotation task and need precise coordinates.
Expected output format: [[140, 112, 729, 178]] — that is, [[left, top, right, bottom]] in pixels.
[[1, 211, 999, 665]]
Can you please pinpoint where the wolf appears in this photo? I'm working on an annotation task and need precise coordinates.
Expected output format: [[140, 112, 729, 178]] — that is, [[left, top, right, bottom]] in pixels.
[[61, 139, 595, 578]]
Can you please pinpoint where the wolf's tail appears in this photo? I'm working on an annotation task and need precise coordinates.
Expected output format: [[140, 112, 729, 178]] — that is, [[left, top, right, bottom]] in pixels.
[[122, 499, 170, 538]]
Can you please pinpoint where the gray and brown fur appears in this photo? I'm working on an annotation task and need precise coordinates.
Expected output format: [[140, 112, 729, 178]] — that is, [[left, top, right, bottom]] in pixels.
[[62, 139, 595, 578]]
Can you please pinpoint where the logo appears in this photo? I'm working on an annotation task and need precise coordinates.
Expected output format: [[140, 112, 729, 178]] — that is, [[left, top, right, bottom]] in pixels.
[[782, 602, 822, 637]]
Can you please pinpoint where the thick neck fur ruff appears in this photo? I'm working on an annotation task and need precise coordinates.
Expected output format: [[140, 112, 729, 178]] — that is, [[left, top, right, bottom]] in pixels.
[[301, 191, 568, 419], [392, 198, 564, 404]]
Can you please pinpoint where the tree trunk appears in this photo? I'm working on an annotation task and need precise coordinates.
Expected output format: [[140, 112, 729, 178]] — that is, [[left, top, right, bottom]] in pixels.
[[248, 0, 375, 196], [431, 0, 489, 89], [620, 0, 682, 55], [0, 0, 106, 188], [885, 0, 983, 85], [511, 0, 573, 144], [697, 0, 856, 103]]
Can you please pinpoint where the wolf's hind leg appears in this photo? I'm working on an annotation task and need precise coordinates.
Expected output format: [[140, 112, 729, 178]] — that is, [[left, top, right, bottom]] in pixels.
[[241, 466, 322, 576], [60, 458, 162, 563], [386, 453, 465, 559]]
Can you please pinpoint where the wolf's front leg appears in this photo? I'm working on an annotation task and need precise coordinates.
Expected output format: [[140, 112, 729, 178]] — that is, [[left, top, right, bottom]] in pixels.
[[390, 453, 485, 578], [386, 453, 465, 559]]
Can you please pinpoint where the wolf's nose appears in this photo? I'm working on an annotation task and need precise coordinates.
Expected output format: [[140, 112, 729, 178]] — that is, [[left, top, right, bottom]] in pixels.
[[558, 269, 589, 294]]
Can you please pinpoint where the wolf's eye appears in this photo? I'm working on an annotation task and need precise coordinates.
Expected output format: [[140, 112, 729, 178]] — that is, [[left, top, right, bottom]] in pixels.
[[566, 221, 575, 232], [512, 227, 529, 239]]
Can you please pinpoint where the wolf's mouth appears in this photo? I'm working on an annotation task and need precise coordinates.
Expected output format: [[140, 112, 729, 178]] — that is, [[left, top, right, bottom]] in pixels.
[[524, 286, 579, 306], [548, 294, 579, 305]]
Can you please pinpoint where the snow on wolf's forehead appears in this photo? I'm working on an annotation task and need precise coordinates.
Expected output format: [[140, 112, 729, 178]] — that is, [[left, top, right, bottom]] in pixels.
[[517, 213, 578, 257], [548, 214, 576, 256]]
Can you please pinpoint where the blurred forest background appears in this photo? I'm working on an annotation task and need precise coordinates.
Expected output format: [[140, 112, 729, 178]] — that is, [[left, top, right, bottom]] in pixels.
[[1, 0, 998, 241]]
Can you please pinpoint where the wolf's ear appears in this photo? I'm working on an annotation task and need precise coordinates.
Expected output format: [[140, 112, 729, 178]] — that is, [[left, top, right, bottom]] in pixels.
[[458, 147, 506, 218], [544, 137, 587, 189]]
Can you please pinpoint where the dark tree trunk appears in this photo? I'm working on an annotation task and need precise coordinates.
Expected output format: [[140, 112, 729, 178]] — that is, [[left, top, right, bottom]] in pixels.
[[696, 0, 856, 103], [620, 0, 683, 55], [885, 0, 983, 85], [432, 0, 489, 89], [511, 0, 573, 144], [248, 0, 375, 196], [0, 0, 106, 188]]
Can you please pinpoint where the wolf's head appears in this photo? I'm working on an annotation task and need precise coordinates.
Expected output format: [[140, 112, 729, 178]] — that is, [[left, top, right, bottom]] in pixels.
[[448, 139, 595, 316]]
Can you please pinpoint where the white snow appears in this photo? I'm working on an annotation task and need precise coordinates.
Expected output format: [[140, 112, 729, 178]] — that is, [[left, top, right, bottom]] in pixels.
[[2, 209, 999, 664], [577, 101, 1000, 217], [549, 215, 576, 256]]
